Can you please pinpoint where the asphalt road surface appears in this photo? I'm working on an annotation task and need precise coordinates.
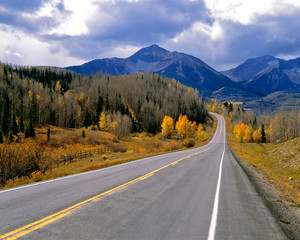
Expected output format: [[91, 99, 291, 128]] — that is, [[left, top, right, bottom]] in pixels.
[[0, 113, 288, 240]]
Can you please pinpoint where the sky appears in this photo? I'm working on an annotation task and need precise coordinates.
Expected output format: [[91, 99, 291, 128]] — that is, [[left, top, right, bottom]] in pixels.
[[0, 0, 300, 71]]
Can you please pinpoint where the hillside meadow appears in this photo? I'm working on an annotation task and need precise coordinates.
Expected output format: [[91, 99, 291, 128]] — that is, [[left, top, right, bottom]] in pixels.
[[226, 118, 300, 206]]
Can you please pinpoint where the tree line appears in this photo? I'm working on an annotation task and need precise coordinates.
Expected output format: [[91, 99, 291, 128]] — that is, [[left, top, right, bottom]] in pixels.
[[207, 99, 300, 143], [0, 63, 208, 141]]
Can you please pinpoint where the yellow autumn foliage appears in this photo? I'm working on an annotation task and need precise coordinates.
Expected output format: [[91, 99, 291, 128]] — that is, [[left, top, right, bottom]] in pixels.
[[252, 127, 262, 143], [196, 123, 207, 141], [233, 123, 252, 143], [99, 112, 111, 132], [161, 116, 174, 138], [175, 115, 197, 139]]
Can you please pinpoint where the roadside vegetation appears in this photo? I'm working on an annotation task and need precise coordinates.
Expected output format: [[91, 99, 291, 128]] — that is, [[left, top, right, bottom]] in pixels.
[[0, 62, 215, 188], [1, 115, 215, 189], [207, 99, 300, 206]]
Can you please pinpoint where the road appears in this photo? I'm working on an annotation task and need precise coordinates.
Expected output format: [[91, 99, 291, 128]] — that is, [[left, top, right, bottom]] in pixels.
[[0, 113, 288, 240]]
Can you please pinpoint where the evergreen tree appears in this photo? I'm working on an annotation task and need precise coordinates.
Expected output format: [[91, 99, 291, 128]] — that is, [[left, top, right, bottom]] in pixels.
[[83, 109, 92, 128], [261, 124, 266, 143], [223, 101, 229, 109], [47, 126, 50, 141], [9, 109, 18, 135], [96, 89, 103, 121], [228, 103, 233, 115], [3, 65, 9, 84], [30, 91, 38, 126], [25, 117, 35, 138], [253, 116, 257, 129], [19, 113, 24, 133], [8, 131, 14, 142], [0, 93, 10, 136]]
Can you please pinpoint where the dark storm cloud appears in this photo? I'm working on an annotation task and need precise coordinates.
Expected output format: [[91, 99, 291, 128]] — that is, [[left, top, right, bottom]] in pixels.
[[0, 0, 70, 33], [90, 0, 209, 42], [207, 10, 300, 69], [57, 0, 211, 60]]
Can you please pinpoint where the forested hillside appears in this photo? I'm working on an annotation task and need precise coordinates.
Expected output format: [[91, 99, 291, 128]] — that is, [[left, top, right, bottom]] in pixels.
[[0, 63, 208, 139]]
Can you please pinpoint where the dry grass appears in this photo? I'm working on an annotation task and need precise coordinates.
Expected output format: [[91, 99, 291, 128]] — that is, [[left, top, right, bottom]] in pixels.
[[1, 120, 217, 189], [228, 134, 300, 205]]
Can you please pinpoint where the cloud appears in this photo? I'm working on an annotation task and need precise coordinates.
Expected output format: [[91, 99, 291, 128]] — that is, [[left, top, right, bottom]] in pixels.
[[0, 0, 43, 12], [52, 0, 210, 60], [0, 0, 300, 71], [164, 0, 300, 70], [0, 24, 83, 67], [203, 0, 300, 25]]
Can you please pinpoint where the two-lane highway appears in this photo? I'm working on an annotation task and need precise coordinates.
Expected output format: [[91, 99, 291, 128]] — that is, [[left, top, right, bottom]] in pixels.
[[0, 113, 288, 239]]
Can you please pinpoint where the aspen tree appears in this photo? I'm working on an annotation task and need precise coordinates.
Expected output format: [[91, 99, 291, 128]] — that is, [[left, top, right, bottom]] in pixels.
[[161, 116, 174, 138], [233, 123, 252, 143]]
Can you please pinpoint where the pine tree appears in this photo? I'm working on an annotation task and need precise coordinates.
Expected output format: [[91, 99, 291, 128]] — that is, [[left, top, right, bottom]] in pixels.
[[47, 126, 50, 141], [30, 91, 38, 126], [96, 89, 103, 122], [0, 93, 10, 136], [253, 117, 257, 129], [9, 109, 18, 135], [19, 113, 24, 133], [25, 116, 35, 138], [83, 109, 92, 128], [261, 124, 266, 143], [82, 129, 86, 138], [228, 103, 233, 114], [8, 131, 14, 142]]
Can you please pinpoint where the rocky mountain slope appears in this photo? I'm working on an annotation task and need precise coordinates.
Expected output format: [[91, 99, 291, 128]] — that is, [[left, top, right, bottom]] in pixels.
[[66, 45, 262, 102], [223, 55, 300, 94]]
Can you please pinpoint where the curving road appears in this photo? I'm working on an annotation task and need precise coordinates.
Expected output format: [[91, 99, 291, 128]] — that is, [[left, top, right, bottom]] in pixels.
[[0, 113, 288, 239]]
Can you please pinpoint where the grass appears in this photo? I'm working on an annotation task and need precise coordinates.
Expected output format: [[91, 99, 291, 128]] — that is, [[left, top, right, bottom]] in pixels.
[[1, 117, 217, 189], [227, 130, 300, 206]]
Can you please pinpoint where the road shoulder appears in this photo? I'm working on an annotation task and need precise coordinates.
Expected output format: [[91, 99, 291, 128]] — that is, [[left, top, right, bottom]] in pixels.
[[229, 147, 300, 240]]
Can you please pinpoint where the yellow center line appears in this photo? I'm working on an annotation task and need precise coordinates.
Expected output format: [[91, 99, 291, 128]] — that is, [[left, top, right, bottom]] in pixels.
[[0, 147, 211, 240]]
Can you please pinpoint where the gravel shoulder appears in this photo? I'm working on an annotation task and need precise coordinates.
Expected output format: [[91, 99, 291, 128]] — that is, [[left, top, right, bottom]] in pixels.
[[229, 147, 300, 240]]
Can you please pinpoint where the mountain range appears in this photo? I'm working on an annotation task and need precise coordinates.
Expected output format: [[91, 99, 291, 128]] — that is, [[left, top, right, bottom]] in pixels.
[[222, 55, 300, 94], [67, 44, 236, 92], [66, 44, 300, 113], [66, 44, 263, 102]]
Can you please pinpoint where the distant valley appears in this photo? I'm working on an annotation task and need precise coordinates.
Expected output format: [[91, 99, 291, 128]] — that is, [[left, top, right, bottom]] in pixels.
[[66, 45, 300, 114]]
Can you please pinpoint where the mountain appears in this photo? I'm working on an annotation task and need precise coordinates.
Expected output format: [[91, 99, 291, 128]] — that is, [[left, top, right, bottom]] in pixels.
[[243, 61, 294, 94], [222, 55, 279, 83], [66, 44, 262, 101], [241, 91, 300, 114], [223, 55, 300, 94]]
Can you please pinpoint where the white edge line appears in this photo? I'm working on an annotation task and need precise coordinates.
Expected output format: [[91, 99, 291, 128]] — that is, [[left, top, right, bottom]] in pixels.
[[207, 115, 226, 240]]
